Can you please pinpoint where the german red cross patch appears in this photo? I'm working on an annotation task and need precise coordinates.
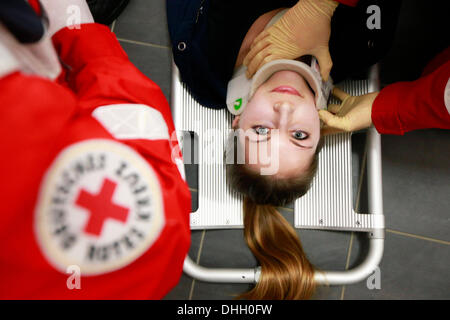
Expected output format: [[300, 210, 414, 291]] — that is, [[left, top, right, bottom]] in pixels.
[[34, 139, 165, 275]]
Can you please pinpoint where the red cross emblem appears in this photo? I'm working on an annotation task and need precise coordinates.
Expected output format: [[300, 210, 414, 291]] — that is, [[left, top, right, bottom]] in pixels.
[[75, 178, 130, 237]]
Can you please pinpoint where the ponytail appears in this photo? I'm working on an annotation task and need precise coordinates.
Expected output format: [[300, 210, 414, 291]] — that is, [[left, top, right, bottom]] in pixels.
[[225, 132, 324, 299], [238, 197, 316, 300]]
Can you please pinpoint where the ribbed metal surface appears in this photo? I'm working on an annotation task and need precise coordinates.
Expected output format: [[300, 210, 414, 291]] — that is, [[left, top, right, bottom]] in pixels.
[[172, 67, 243, 229], [295, 80, 384, 231], [172, 66, 383, 231]]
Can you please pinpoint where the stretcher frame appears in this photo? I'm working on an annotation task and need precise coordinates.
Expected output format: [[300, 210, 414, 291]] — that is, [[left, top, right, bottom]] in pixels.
[[171, 62, 384, 286]]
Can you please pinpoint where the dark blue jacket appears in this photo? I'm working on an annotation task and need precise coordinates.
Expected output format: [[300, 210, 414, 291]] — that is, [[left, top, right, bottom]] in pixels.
[[167, 0, 297, 109], [167, 0, 222, 108], [167, 0, 401, 109]]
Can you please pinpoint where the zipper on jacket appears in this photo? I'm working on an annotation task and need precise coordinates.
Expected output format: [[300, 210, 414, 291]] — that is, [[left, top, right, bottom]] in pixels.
[[195, 0, 206, 23]]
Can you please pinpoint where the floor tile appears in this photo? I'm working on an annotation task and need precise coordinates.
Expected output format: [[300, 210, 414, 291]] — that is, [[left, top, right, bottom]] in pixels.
[[184, 164, 198, 192], [284, 205, 351, 279], [344, 231, 450, 299], [114, 0, 171, 47], [119, 41, 172, 103], [191, 282, 254, 301], [296, 229, 351, 300], [189, 190, 198, 213], [163, 273, 194, 300], [181, 131, 199, 191], [351, 131, 369, 213], [190, 228, 257, 300], [297, 229, 351, 272], [380, 129, 450, 241]]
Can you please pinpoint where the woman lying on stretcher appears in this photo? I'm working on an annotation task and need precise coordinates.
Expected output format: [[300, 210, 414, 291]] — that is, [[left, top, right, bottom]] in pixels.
[[168, 0, 403, 299]]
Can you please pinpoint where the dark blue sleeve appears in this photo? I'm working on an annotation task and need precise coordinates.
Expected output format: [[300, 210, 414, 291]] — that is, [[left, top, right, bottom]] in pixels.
[[167, 0, 227, 109]]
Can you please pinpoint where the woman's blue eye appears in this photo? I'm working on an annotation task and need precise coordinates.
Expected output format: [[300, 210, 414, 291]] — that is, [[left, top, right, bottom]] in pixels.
[[293, 130, 308, 140], [254, 126, 270, 135]]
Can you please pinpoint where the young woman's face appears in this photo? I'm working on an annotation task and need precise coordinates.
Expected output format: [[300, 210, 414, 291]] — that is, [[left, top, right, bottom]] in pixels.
[[233, 70, 321, 178]]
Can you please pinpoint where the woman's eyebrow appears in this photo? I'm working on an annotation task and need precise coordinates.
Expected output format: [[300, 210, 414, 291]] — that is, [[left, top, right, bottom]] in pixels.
[[290, 139, 312, 149]]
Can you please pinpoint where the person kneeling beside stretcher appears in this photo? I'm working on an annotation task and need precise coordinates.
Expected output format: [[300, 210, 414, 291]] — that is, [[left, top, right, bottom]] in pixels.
[[318, 48, 450, 136], [0, 0, 191, 299], [241, 0, 449, 135]]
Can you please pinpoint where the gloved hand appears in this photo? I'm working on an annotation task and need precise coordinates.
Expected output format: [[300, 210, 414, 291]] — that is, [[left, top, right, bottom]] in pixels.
[[319, 88, 379, 135], [243, 0, 339, 80], [39, 0, 94, 36]]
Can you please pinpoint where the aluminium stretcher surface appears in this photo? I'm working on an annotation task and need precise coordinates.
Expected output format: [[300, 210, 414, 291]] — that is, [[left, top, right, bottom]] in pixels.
[[171, 63, 384, 285]]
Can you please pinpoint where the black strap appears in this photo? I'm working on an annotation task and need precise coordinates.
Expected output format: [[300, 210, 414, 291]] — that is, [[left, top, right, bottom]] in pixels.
[[0, 0, 46, 43]]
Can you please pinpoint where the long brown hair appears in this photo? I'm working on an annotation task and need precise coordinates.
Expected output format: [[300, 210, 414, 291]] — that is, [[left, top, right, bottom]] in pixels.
[[226, 132, 323, 300]]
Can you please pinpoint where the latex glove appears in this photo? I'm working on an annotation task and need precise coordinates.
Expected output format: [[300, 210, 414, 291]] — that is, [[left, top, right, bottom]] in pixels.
[[319, 88, 379, 135], [39, 0, 94, 36], [243, 0, 339, 80]]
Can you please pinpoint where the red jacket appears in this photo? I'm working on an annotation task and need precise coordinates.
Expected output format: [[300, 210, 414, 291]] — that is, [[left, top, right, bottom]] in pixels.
[[372, 48, 450, 135], [335, 0, 359, 6], [0, 24, 191, 299]]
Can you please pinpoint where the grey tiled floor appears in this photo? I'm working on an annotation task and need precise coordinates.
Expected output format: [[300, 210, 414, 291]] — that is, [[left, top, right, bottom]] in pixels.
[[112, 0, 450, 299]]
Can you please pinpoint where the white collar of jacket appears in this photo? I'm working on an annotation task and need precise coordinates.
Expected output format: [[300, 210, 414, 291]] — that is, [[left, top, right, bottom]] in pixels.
[[0, 21, 61, 80]]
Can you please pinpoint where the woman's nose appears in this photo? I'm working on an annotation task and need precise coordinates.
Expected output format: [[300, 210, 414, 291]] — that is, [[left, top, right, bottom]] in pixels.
[[273, 101, 293, 127], [273, 101, 293, 113]]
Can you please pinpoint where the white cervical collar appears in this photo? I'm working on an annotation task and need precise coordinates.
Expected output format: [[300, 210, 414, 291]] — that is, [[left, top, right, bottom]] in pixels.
[[226, 9, 333, 115]]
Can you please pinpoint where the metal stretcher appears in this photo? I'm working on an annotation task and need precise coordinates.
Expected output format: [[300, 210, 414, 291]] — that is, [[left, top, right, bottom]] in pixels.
[[171, 63, 385, 286]]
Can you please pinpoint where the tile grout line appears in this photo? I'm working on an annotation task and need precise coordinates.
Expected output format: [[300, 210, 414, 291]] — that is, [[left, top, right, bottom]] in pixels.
[[341, 140, 368, 300], [340, 135, 450, 299], [110, 20, 117, 33], [188, 230, 206, 300], [386, 229, 450, 245], [117, 37, 170, 49], [352, 137, 449, 246], [354, 142, 368, 213], [340, 232, 354, 300]]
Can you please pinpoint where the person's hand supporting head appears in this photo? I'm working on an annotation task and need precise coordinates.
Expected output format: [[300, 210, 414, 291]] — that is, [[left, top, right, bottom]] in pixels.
[[319, 87, 379, 135], [243, 0, 339, 80]]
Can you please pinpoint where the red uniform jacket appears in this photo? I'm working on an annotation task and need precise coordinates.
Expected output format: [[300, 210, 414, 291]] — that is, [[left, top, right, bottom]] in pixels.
[[372, 48, 450, 135], [0, 24, 191, 299], [336, 0, 359, 6]]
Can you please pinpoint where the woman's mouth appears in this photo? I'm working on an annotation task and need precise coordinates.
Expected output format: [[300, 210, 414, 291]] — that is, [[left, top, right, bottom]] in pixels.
[[271, 86, 302, 97]]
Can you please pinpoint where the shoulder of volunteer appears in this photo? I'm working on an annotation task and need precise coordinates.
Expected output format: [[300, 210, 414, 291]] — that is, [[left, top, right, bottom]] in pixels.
[[35, 138, 166, 276], [371, 60, 450, 135]]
